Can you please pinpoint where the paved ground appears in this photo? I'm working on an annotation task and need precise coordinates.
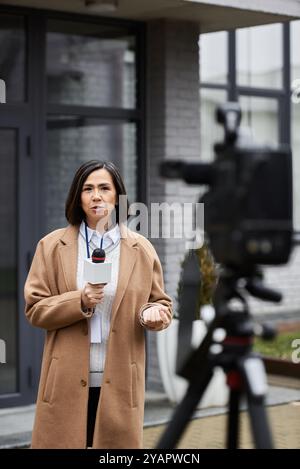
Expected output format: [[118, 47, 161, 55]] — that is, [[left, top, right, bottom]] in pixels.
[[0, 376, 299, 449], [143, 402, 300, 449], [143, 376, 300, 449]]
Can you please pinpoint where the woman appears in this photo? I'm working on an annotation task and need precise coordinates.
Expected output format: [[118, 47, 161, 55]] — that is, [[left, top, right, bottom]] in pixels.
[[24, 160, 173, 449]]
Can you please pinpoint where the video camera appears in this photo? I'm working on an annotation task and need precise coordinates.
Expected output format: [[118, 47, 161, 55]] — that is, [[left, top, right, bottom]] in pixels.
[[161, 102, 293, 267]]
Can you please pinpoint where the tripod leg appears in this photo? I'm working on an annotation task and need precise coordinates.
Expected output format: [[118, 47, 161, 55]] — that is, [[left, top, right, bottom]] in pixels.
[[156, 368, 213, 449], [247, 398, 273, 449], [226, 388, 241, 449], [240, 356, 273, 449]]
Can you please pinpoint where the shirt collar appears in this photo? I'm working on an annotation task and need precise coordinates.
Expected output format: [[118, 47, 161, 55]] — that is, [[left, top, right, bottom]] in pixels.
[[79, 221, 120, 245]]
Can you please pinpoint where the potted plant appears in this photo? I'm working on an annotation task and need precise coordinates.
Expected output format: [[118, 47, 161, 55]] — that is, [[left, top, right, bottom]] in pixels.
[[157, 244, 229, 408]]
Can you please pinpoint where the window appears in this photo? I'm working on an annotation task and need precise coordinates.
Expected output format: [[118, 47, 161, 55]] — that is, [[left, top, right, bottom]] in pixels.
[[237, 23, 283, 89], [46, 117, 137, 232], [291, 20, 300, 84], [239, 96, 279, 145], [200, 31, 228, 84], [291, 20, 300, 229], [47, 19, 136, 108], [45, 17, 142, 233], [0, 129, 18, 394], [199, 23, 300, 328], [200, 88, 227, 161], [199, 31, 229, 161], [0, 14, 26, 102], [200, 26, 287, 150]]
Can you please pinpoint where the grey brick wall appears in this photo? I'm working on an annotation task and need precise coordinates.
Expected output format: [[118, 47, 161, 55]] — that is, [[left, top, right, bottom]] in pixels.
[[146, 19, 202, 391]]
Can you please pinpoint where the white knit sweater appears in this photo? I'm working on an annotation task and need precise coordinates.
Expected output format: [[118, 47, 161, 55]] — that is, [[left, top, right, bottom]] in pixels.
[[76, 223, 120, 387]]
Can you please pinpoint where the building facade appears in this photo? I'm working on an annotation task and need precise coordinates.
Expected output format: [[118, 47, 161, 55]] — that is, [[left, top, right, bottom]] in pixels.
[[0, 0, 300, 408]]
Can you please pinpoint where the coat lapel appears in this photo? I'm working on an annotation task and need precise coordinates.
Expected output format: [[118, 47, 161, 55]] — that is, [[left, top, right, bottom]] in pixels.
[[57, 223, 138, 317], [111, 225, 138, 323], [58, 225, 79, 292]]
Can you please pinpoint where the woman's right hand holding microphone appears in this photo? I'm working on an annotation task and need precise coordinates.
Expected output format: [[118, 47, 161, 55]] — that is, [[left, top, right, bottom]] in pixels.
[[81, 282, 106, 311]]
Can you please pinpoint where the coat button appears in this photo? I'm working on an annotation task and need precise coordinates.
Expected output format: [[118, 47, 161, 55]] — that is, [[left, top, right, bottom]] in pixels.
[[81, 379, 87, 387]]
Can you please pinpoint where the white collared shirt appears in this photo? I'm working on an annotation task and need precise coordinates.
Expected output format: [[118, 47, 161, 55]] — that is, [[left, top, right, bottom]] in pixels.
[[77, 221, 121, 386], [79, 221, 120, 253]]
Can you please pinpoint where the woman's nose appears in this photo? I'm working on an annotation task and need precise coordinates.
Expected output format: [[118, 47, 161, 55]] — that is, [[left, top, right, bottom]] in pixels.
[[92, 190, 102, 199]]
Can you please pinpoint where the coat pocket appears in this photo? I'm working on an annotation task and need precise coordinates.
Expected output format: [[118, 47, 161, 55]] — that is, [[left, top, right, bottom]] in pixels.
[[43, 357, 58, 404], [131, 362, 138, 408]]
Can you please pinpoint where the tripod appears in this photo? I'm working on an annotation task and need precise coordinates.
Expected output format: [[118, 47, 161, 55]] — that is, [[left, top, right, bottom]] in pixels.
[[157, 264, 277, 449]]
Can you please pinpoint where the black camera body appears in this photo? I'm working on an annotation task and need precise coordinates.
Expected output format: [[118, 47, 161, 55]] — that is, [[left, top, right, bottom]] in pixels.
[[161, 102, 293, 267]]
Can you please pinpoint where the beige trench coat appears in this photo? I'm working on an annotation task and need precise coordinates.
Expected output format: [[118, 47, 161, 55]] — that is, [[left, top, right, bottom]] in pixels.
[[24, 224, 172, 449]]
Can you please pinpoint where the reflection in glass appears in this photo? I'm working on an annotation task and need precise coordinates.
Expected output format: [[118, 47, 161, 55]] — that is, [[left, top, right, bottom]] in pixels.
[[237, 24, 283, 89], [0, 14, 26, 103], [200, 88, 227, 161], [46, 117, 137, 232], [199, 31, 228, 84], [46, 20, 136, 108], [239, 96, 278, 145], [0, 129, 18, 394]]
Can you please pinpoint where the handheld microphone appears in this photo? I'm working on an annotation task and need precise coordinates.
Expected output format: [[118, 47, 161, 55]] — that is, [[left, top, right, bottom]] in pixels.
[[91, 248, 106, 263], [83, 248, 112, 284]]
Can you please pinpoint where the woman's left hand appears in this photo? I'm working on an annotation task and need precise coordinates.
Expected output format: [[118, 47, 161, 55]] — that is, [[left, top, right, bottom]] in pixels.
[[141, 304, 171, 330]]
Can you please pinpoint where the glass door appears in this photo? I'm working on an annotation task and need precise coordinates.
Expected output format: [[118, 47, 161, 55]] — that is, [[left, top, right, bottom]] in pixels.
[[0, 127, 18, 396], [0, 114, 37, 407]]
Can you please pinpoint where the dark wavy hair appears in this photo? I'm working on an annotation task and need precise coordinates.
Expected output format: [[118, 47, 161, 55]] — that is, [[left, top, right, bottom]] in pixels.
[[65, 160, 129, 226]]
